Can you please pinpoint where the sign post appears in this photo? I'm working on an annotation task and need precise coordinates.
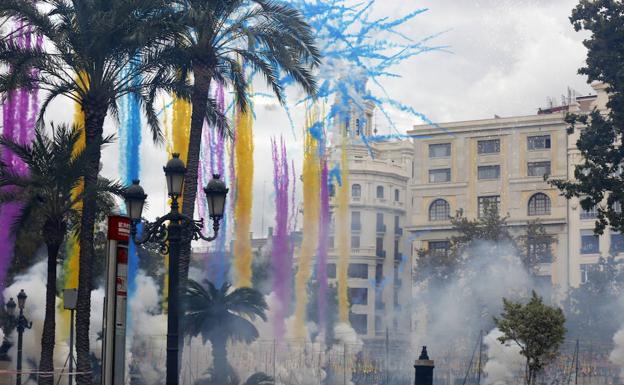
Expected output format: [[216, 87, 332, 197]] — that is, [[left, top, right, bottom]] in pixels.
[[102, 215, 131, 385]]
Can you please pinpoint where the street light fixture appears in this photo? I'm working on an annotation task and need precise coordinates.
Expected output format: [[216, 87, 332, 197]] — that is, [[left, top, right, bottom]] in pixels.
[[6, 291, 32, 385], [124, 159, 228, 385]]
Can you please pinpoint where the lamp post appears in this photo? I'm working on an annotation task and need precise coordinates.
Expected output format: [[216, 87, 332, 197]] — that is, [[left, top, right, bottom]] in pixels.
[[6, 290, 32, 385], [124, 153, 228, 385]]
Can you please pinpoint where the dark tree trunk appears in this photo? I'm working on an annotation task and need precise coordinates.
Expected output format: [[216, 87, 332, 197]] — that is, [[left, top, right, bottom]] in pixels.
[[211, 335, 229, 384], [75, 102, 106, 385], [38, 232, 62, 385], [180, 65, 211, 285]]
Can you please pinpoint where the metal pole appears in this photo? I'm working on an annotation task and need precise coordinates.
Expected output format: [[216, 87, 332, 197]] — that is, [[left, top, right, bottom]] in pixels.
[[16, 312, 23, 385], [385, 327, 389, 385], [477, 330, 483, 385], [166, 221, 181, 385], [343, 343, 347, 385], [575, 339, 580, 385], [69, 309, 75, 385]]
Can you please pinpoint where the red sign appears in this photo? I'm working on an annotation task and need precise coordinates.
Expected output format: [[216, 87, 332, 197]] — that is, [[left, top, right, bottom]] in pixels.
[[108, 215, 131, 242]]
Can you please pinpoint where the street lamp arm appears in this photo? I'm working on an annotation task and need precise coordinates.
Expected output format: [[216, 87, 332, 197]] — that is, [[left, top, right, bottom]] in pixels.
[[130, 215, 169, 251], [190, 217, 221, 242]]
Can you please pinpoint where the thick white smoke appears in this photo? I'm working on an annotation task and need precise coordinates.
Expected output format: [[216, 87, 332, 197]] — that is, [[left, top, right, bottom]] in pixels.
[[483, 328, 524, 385], [610, 328, 624, 380], [411, 241, 533, 354]]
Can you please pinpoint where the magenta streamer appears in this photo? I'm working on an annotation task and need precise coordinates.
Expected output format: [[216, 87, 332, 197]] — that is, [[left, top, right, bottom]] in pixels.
[[0, 24, 39, 296], [317, 155, 330, 335], [271, 137, 291, 340]]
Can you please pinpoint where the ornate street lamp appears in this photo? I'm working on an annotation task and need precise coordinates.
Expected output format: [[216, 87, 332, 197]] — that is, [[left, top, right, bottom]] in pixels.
[[124, 155, 228, 385], [6, 291, 32, 385]]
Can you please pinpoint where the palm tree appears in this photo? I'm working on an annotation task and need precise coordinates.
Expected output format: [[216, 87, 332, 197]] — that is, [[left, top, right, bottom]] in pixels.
[[0, 2, 182, 383], [183, 279, 268, 384], [0, 124, 122, 385], [164, 0, 322, 282]]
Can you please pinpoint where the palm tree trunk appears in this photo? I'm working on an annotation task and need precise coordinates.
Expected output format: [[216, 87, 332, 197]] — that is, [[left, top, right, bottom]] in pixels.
[[75, 103, 107, 385], [180, 66, 212, 284], [211, 336, 229, 384], [38, 240, 60, 385]]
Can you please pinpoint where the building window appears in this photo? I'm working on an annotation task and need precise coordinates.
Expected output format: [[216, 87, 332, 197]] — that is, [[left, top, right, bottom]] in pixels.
[[329, 236, 334, 249], [376, 213, 385, 232], [376, 185, 385, 199], [395, 189, 400, 202], [528, 193, 551, 216], [348, 264, 368, 279], [580, 264, 594, 284], [478, 139, 500, 154], [349, 288, 368, 305], [528, 135, 551, 150], [327, 263, 336, 279], [394, 215, 400, 232], [394, 239, 400, 261], [349, 313, 367, 335], [376, 238, 384, 257], [375, 264, 383, 283], [581, 230, 599, 254], [429, 199, 451, 221], [352, 184, 361, 198], [375, 315, 383, 334], [478, 165, 500, 180], [351, 235, 360, 249], [429, 143, 451, 158], [351, 211, 361, 231], [428, 241, 450, 258], [611, 233, 624, 254], [478, 195, 500, 217], [528, 240, 552, 263], [429, 168, 451, 183], [580, 205, 598, 220], [528, 161, 551, 177], [329, 184, 335, 197]]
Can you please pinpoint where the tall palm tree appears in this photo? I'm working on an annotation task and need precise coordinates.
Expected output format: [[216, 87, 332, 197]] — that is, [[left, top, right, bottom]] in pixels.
[[183, 279, 268, 384], [0, 124, 122, 385], [164, 0, 322, 282], [0, 2, 183, 383]]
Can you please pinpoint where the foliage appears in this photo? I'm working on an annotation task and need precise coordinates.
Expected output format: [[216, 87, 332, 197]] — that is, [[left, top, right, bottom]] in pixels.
[[182, 279, 268, 383], [550, 0, 624, 233], [166, 0, 322, 283], [563, 256, 624, 343], [194, 370, 274, 385], [415, 206, 555, 283], [494, 292, 566, 385]]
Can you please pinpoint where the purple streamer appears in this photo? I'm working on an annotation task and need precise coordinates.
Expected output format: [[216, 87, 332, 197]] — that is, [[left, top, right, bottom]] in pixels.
[[0, 24, 39, 296], [271, 137, 291, 340]]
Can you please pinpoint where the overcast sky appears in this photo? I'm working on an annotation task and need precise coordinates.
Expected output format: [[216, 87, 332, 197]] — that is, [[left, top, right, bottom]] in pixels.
[[27, 0, 595, 240]]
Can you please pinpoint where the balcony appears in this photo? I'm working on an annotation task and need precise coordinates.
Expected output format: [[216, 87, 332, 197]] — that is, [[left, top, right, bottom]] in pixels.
[[395, 227, 403, 236], [376, 250, 386, 258], [351, 247, 376, 255], [376, 224, 386, 233]]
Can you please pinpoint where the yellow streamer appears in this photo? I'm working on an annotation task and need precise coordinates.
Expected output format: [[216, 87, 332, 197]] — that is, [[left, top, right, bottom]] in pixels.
[[293, 109, 320, 339], [233, 105, 254, 287], [337, 132, 350, 322], [166, 96, 191, 308]]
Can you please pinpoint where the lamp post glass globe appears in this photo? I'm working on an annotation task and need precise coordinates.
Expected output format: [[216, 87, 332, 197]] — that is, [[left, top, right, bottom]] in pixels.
[[5, 298, 16, 317], [164, 153, 186, 197], [17, 290, 26, 310], [204, 174, 229, 218], [124, 180, 147, 220]]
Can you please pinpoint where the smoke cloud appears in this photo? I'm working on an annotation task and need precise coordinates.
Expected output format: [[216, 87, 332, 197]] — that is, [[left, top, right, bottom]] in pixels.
[[483, 328, 524, 385]]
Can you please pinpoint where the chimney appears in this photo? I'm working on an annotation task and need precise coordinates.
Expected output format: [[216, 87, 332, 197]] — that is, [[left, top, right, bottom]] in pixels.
[[414, 346, 434, 385]]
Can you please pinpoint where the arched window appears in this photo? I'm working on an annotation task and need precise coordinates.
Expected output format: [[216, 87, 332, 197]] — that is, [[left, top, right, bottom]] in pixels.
[[352, 184, 361, 198], [528, 193, 551, 216], [376, 185, 385, 199], [429, 199, 450, 221], [395, 189, 400, 202]]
